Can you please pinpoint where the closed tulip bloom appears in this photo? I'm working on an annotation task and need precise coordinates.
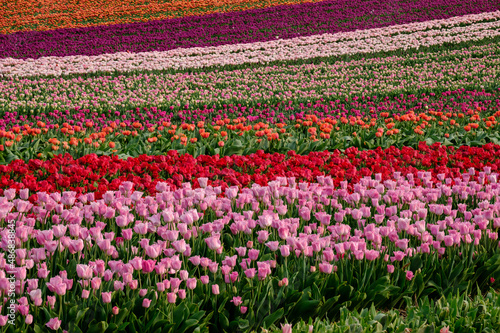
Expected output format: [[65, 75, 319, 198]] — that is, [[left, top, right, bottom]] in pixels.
[[212, 284, 220, 295], [25, 314, 33, 325], [129, 280, 138, 290], [29, 289, 43, 306], [278, 278, 289, 287], [47, 296, 56, 309], [122, 229, 133, 240], [142, 259, 156, 273], [142, 298, 151, 308], [186, 278, 197, 290], [281, 323, 293, 333], [299, 207, 311, 221], [280, 245, 290, 257], [167, 292, 177, 304], [244, 268, 256, 279], [91, 277, 102, 290], [102, 291, 112, 303]]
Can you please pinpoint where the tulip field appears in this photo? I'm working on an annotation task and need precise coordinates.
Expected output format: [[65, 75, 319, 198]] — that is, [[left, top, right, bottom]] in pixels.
[[2, 1, 500, 333]]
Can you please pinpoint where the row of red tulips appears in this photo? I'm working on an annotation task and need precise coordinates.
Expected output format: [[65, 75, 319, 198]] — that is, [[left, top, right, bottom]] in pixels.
[[1, 142, 499, 201]]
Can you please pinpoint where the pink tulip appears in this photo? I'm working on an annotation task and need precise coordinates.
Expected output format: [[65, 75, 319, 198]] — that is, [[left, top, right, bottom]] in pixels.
[[142, 260, 156, 273], [76, 264, 93, 280], [167, 292, 177, 304], [186, 278, 197, 290], [244, 268, 256, 279], [281, 323, 292, 333], [145, 245, 161, 258], [278, 278, 289, 287], [248, 249, 259, 261], [265, 241, 279, 251], [319, 262, 333, 274], [299, 207, 311, 221], [212, 284, 220, 295], [142, 298, 151, 308], [46, 276, 67, 295], [46, 317, 62, 331], [364, 250, 380, 261], [102, 291, 112, 303], [280, 245, 290, 257], [91, 277, 102, 290], [29, 289, 43, 306], [200, 276, 209, 284], [47, 296, 56, 309], [230, 296, 242, 307], [25, 314, 33, 325], [205, 236, 221, 251], [114, 281, 125, 291], [122, 229, 133, 240]]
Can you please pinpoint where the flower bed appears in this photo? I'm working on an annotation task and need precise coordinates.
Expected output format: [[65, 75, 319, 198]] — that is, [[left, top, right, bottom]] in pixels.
[[0, 0, 322, 35], [4, 11, 500, 77], [1, 143, 500, 199], [2, 41, 499, 115], [2, 1, 500, 332], [0, 169, 499, 331], [3, 0, 500, 58]]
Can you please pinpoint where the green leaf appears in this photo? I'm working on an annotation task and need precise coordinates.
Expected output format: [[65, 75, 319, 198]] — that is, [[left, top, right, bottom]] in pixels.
[[151, 320, 170, 332], [317, 296, 340, 318], [410, 256, 423, 273], [173, 303, 187, 324], [105, 323, 118, 333], [144, 311, 160, 332], [87, 321, 109, 333], [238, 319, 250, 330], [218, 312, 229, 329], [176, 319, 199, 333], [68, 322, 84, 333], [68, 305, 79, 322], [75, 308, 89, 325], [262, 308, 284, 328], [117, 322, 131, 332]]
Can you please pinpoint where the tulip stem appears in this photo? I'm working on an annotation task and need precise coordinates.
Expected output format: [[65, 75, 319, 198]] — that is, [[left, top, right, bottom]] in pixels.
[[59, 294, 63, 321]]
